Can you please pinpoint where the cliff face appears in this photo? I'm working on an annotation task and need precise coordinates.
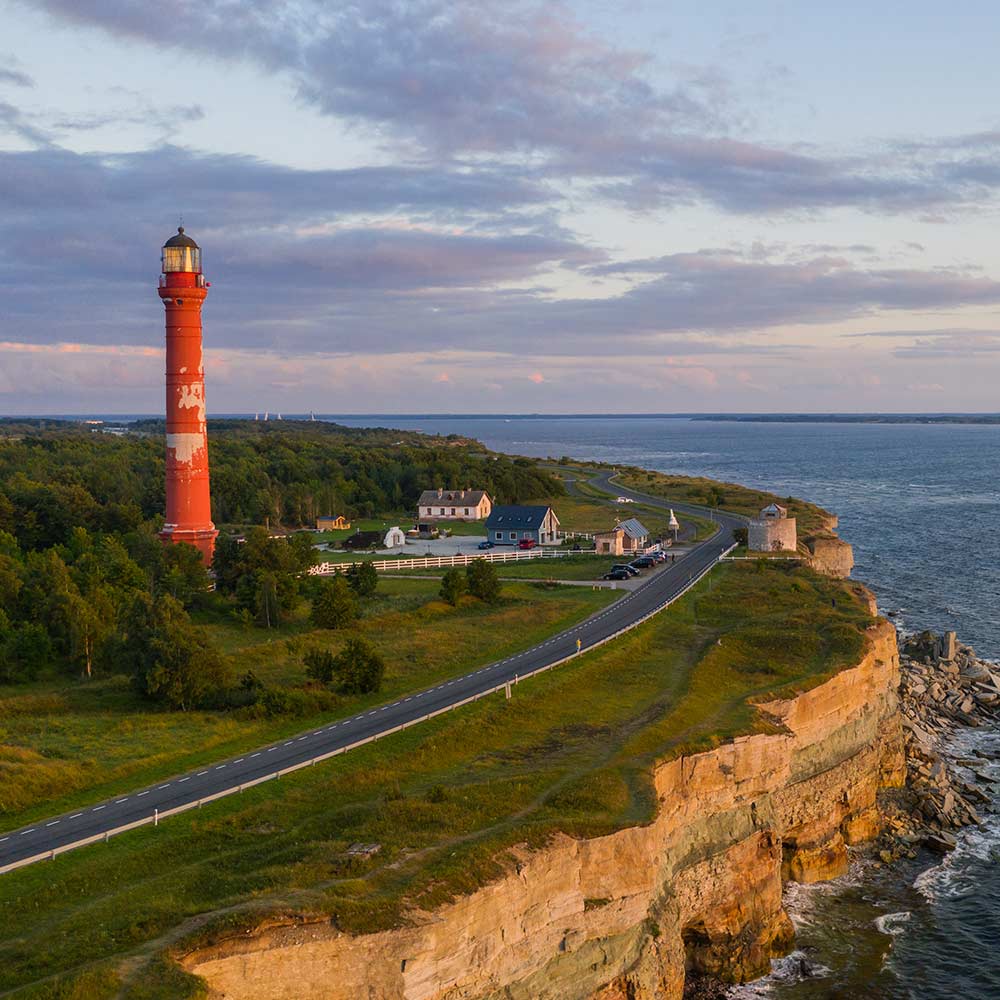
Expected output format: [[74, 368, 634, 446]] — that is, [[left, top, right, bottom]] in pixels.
[[805, 536, 855, 579], [182, 620, 903, 1000]]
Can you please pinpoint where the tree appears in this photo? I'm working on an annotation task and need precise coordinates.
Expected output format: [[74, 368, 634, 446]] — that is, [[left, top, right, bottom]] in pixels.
[[129, 595, 232, 710], [160, 542, 210, 607], [439, 567, 466, 606], [303, 647, 337, 684], [0, 618, 51, 684], [466, 559, 501, 603], [332, 637, 385, 694], [311, 576, 358, 629], [255, 571, 281, 629], [347, 560, 378, 598]]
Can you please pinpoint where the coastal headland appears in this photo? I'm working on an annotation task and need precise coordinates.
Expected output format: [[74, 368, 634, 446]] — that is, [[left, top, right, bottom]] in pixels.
[[0, 418, 967, 998]]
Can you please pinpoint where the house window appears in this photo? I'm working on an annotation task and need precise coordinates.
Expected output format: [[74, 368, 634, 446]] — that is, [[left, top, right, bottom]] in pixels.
[[439, 508, 445, 515], [464, 508, 469, 515], [509, 532, 516, 540], [495, 531, 502, 540]]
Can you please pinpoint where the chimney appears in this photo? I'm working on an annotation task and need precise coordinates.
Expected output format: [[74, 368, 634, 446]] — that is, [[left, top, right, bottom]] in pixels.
[[437, 487, 443, 498]]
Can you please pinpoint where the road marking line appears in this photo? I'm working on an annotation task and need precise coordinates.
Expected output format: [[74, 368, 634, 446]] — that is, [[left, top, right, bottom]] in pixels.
[[197, 771, 208, 776], [158, 784, 170, 789], [298, 736, 309, 741], [19, 829, 35, 835], [92, 805, 105, 811], [266, 748, 276, 752], [115, 798, 128, 803], [70, 813, 82, 818], [0, 837, 7, 843], [215, 765, 226, 770], [284, 741, 294, 746], [46, 820, 59, 827], [178, 777, 190, 783], [234, 758, 244, 763], [250, 752, 261, 758], [367, 711, 376, 716]]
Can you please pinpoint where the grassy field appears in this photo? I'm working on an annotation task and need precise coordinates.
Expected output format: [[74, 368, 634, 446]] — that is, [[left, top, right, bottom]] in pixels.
[[386, 553, 691, 581], [615, 469, 834, 539], [0, 580, 617, 833], [531, 480, 717, 543], [0, 562, 877, 999]]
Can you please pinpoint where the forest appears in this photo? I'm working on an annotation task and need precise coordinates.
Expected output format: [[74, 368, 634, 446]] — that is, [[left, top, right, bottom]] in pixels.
[[0, 419, 562, 697]]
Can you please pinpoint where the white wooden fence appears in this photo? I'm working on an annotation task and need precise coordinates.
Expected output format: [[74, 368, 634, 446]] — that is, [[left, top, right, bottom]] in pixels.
[[308, 547, 595, 576]]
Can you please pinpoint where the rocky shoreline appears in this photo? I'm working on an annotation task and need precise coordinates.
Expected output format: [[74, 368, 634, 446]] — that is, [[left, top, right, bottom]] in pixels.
[[688, 628, 1000, 1000], [878, 629, 999, 860]]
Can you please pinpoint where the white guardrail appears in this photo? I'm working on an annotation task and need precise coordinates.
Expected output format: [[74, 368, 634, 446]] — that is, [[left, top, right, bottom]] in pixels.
[[309, 547, 591, 575], [0, 542, 735, 877]]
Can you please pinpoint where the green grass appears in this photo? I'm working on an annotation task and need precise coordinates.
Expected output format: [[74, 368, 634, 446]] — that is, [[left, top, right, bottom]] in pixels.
[[0, 562, 876, 999], [387, 554, 659, 581], [0, 579, 617, 833], [532, 484, 717, 543], [616, 469, 834, 539]]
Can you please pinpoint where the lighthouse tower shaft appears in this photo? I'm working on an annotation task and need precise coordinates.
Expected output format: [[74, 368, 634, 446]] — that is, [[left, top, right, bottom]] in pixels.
[[158, 228, 217, 565]]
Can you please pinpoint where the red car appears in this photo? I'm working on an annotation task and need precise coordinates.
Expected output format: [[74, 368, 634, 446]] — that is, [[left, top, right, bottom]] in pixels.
[[517, 538, 537, 550]]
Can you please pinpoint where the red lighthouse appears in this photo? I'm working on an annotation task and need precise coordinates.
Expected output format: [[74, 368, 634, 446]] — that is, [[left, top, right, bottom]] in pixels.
[[158, 226, 218, 565]]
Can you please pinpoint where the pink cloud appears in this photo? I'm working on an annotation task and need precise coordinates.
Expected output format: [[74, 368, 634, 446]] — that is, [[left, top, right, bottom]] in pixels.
[[528, 372, 545, 383]]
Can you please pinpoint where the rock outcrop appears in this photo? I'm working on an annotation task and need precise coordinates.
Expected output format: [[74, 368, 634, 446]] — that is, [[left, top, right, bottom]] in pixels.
[[803, 535, 854, 579], [877, 630, 998, 860], [182, 620, 903, 1000]]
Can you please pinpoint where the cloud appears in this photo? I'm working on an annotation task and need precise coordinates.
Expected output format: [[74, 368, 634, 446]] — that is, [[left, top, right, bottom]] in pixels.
[[28, 0, 1000, 216], [843, 328, 1000, 358], [0, 67, 34, 88], [528, 372, 545, 383]]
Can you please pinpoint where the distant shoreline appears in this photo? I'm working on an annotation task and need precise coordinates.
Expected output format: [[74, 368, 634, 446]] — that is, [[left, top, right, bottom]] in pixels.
[[3, 412, 1000, 426]]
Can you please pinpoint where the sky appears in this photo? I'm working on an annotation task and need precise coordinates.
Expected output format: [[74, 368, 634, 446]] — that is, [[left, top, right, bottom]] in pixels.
[[2, 0, 1000, 414]]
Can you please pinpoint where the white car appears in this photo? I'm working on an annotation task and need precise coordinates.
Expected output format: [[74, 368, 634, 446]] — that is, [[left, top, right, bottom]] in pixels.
[[615, 496, 634, 504]]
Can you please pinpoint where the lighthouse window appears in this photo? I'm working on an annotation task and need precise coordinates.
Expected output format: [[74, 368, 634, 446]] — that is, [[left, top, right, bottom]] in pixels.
[[162, 246, 202, 273]]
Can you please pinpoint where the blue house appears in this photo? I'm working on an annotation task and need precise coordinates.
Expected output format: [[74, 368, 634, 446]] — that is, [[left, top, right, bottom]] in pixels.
[[485, 505, 561, 545]]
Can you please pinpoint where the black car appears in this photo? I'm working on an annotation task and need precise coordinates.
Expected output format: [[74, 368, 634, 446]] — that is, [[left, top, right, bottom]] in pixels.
[[630, 556, 657, 569], [603, 569, 631, 581], [611, 563, 640, 577]]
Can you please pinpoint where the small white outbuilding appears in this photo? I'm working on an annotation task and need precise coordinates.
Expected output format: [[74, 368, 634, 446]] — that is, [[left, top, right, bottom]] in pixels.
[[383, 526, 407, 549]]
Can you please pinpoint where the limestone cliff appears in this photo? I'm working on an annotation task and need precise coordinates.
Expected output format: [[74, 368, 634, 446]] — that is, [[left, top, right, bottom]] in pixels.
[[804, 536, 855, 579], [182, 620, 903, 1000]]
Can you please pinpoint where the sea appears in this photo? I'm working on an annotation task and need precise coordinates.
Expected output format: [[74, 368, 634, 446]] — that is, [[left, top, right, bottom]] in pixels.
[[330, 414, 1000, 1000]]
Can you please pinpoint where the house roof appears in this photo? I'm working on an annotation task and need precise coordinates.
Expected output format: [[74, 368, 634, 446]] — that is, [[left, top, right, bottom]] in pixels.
[[418, 489, 489, 506], [617, 517, 649, 539], [485, 505, 556, 531], [760, 503, 788, 518]]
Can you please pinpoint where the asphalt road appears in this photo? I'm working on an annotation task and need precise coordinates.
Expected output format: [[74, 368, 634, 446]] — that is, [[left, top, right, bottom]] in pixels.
[[0, 478, 745, 874]]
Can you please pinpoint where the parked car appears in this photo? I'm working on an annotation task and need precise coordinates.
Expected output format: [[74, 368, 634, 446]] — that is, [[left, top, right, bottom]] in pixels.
[[603, 569, 631, 581], [517, 538, 537, 550], [477, 540, 495, 550], [612, 563, 640, 577], [631, 556, 657, 569], [615, 496, 634, 504], [650, 550, 667, 563]]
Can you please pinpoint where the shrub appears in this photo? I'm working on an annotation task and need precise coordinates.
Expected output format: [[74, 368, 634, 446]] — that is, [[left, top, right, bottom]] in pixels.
[[439, 567, 466, 606], [332, 637, 385, 694], [311, 576, 358, 629], [466, 559, 501, 603], [304, 647, 337, 684], [347, 560, 379, 598]]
